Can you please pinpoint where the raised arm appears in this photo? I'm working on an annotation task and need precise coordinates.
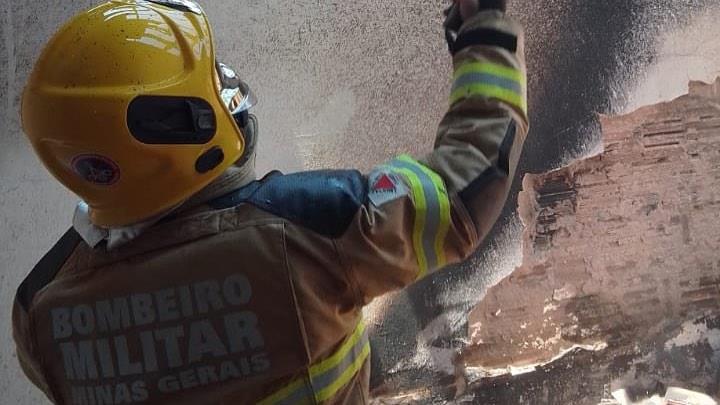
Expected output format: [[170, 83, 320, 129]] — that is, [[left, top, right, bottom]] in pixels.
[[334, 0, 528, 303]]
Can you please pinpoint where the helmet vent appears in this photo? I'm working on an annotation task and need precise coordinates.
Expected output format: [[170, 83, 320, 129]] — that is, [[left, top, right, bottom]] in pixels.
[[195, 146, 225, 174], [127, 96, 216, 144]]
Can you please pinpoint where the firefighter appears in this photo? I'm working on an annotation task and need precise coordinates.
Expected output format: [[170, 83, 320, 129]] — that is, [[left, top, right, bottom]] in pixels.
[[13, 0, 527, 403]]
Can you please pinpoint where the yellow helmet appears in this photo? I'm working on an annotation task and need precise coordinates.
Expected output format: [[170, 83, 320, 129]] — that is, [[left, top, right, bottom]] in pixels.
[[22, 0, 255, 227]]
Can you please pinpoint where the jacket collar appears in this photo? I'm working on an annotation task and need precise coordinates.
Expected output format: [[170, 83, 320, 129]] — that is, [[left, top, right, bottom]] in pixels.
[[73, 163, 257, 250]]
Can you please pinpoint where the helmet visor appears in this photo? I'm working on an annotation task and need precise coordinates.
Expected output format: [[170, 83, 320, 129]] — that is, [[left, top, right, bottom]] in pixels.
[[215, 62, 257, 117], [146, 0, 203, 15], [147, 0, 204, 15]]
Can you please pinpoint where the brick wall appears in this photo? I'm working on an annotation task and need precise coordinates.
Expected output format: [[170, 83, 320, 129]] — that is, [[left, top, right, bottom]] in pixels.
[[457, 79, 720, 404]]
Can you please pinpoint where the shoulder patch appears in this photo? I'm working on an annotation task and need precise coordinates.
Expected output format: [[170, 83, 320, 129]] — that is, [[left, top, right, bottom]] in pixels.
[[16, 228, 82, 311], [368, 169, 409, 207], [210, 170, 367, 238]]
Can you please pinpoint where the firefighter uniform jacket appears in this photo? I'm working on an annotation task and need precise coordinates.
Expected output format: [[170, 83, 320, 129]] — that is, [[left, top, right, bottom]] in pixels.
[[13, 10, 528, 405]]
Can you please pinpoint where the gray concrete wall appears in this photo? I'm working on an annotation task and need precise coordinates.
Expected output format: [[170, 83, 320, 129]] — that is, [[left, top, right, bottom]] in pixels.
[[1, 3, 95, 403], [3, 0, 720, 404]]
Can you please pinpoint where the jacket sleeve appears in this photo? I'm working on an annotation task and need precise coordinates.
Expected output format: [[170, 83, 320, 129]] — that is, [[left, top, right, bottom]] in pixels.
[[335, 10, 528, 304], [12, 299, 56, 403]]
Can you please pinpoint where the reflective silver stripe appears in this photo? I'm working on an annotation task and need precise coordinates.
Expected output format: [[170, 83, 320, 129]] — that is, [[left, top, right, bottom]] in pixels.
[[451, 72, 523, 94], [259, 321, 370, 404], [312, 328, 369, 395], [450, 61, 526, 112], [388, 158, 442, 272]]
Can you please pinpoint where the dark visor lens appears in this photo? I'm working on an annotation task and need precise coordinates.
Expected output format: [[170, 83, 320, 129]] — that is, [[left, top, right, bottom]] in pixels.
[[127, 96, 216, 144]]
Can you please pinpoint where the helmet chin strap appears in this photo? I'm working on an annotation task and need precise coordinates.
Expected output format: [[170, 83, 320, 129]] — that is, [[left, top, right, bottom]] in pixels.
[[236, 113, 259, 168]]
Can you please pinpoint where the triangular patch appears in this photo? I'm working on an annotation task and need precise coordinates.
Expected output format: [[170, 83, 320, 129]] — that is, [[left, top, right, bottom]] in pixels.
[[372, 174, 396, 192], [368, 170, 408, 207]]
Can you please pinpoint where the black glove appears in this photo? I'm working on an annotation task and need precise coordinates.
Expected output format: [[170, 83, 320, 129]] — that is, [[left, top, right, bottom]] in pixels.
[[443, 0, 515, 55], [479, 0, 507, 12], [443, 3, 464, 49]]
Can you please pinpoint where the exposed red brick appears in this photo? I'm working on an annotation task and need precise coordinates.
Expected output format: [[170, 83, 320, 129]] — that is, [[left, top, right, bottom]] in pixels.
[[460, 79, 720, 401]]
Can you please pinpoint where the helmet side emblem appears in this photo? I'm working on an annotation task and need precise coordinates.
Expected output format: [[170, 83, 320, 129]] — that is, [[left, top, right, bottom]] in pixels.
[[72, 154, 121, 186]]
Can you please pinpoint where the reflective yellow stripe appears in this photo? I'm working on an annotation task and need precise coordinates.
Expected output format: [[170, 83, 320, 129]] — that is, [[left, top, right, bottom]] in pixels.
[[315, 342, 371, 402], [387, 166, 429, 277], [397, 156, 452, 268], [451, 61, 526, 113], [389, 156, 451, 277], [309, 321, 366, 376], [260, 321, 369, 404], [453, 61, 525, 85], [257, 378, 308, 405], [450, 83, 526, 112]]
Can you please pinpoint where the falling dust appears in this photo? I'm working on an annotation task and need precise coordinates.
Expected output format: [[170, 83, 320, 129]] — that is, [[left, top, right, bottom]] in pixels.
[[369, 2, 720, 402], [364, 217, 525, 376], [490, 1, 720, 376]]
